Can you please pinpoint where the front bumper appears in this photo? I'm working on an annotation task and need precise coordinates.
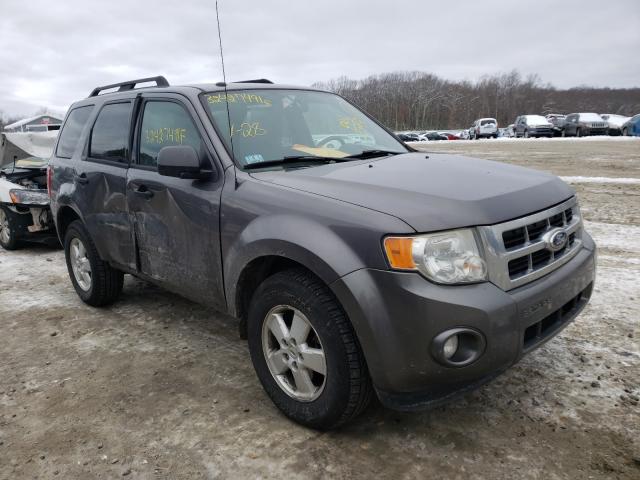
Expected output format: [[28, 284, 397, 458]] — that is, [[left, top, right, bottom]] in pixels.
[[331, 233, 596, 411]]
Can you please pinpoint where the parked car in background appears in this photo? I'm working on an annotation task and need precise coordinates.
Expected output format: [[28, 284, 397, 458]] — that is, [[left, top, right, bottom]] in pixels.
[[546, 114, 566, 136], [514, 115, 554, 138], [470, 118, 498, 139], [397, 132, 420, 142], [500, 125, 515, 138], [621, 114, 640, 136], [0, 132, 59, 250], [440, 132, 461, 140], [600, 114, 630, 136], [419, 131, 448, 141], [563, 113, 608, 137]]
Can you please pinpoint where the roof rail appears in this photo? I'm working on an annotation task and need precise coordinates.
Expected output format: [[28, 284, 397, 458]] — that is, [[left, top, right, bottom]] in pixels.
[[89, 76, 170, 97], [233, 79, 274, 84]]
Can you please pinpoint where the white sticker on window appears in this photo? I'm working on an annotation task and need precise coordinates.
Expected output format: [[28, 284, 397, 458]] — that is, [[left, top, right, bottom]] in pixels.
[[244, 154, 264, 164]]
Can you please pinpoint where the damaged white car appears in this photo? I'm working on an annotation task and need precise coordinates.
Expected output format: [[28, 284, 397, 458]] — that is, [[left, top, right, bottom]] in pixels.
[[0, 132, 59, 250]]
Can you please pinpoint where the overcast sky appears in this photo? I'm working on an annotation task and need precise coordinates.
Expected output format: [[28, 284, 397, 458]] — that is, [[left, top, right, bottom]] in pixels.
[[1, 0, 638, 118]]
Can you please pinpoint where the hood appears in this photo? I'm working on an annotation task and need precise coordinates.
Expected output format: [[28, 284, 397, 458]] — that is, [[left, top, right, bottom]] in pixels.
[[250, 152, 574, 232]]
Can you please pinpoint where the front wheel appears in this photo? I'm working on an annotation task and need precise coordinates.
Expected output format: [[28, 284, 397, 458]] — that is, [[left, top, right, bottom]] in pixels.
[[576, 128, 582, 137], [0, 206, 21, 250], [622, 127, 629, 136], [524, 129, 530, 138], [64, 220, 124, 306], [247, 268, 372, 430]]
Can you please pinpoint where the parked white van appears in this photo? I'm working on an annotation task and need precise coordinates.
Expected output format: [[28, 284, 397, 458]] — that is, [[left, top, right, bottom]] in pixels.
[[470, 118, 498, 139]]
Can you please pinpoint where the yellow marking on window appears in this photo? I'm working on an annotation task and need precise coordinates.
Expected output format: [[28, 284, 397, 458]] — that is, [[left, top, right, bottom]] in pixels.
[[144, 128, 187, 145], [207, 93, 272, 106]]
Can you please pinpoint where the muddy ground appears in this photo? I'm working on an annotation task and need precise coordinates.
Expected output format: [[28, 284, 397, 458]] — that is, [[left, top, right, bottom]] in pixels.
[[1, 137, 639, 479]]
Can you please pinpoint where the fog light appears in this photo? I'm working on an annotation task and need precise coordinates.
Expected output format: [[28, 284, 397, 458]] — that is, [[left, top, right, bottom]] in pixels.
[[431, 327, 486, 367], [443, 334, 459, 359]]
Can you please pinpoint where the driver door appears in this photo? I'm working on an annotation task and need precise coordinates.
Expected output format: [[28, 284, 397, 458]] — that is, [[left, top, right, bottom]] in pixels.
[[126, 94, 226, 309]]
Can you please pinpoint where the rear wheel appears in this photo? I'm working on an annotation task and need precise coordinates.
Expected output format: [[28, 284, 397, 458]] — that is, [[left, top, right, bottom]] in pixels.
[[247, 268, 372, 430], [576, 128, 582, 137], [0, 206, 21, 250], [64, 220, 124, 306]]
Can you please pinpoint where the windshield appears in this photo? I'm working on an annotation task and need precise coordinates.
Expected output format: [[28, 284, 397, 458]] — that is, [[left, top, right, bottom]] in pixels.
[[203, 89, 407, 167], [525, 115, 549, 124]]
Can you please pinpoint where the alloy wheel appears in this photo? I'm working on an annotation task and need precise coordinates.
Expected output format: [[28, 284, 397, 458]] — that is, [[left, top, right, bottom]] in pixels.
[[261, 305, 327, 402], [70, 237, 92, 291], [0, 209, 10, 244]]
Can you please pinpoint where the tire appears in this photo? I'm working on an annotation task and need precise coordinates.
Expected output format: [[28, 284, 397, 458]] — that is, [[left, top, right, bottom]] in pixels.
[[64, 220, 124, 306], [576, 128, 582, 137], [561, 129, 566, 137], [247, 268, 373, 430], [524, 129, 530, 138], [622, 127, 629, 136], [0, 205, 22, 250]]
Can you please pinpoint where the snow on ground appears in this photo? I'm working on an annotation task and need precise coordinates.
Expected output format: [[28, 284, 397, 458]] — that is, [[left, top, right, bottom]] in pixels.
[[408, 136, 640, 145], [562, 176, 640, 184], [584, 221, 640, 255]]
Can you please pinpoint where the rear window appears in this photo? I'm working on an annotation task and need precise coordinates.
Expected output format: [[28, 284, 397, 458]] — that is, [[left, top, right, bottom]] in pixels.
[[56, 106, 93, 158], [89, 102, 133, 163], [481, 119, 496, 126]]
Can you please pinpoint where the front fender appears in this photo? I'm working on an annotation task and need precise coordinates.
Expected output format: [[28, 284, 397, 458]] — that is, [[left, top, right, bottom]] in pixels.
[[224, 213, 368, 316]]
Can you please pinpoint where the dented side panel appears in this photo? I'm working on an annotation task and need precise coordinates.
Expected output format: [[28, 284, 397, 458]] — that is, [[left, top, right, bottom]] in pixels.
[[125, 167, 226, 309]]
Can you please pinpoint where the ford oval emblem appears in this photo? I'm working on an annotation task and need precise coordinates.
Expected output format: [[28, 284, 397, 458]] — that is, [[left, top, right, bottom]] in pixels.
[[544, 229, 568, 252]]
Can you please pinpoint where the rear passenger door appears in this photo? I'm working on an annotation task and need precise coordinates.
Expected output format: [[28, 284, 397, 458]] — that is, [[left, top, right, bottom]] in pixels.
[[126, 93, 225, 309], [74, 99, 136, 270]]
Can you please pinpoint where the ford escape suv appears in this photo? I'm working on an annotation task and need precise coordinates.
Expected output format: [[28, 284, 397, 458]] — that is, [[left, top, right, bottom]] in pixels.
[[49, 77, 596, 429]]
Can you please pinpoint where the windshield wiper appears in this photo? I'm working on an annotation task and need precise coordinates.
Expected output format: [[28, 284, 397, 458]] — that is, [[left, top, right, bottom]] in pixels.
[[344, 150, 404, 159], [243, 155, 348, 170]]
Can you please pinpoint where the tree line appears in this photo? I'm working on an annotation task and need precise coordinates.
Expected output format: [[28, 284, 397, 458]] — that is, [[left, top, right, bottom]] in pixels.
[[313, 71, 640, 131]]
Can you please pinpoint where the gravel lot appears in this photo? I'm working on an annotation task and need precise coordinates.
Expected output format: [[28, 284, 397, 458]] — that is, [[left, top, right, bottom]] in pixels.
[[1, 137, 639, 479]]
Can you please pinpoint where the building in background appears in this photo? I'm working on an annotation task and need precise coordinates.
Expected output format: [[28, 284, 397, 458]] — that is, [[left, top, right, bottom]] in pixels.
[[3, 114, 64, 132]]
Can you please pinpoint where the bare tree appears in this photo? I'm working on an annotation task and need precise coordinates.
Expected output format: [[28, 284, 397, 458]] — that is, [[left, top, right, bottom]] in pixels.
[[314, 70, 640, 130]]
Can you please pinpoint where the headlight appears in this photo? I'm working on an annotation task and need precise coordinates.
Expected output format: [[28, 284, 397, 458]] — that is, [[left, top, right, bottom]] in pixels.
[[384, 229, 487, 284], [9, 189, 50, 206]]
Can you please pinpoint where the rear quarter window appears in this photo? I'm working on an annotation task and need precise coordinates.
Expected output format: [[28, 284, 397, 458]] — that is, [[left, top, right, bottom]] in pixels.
[[89, 102, 133, 163], [56, 106, 94, 158]]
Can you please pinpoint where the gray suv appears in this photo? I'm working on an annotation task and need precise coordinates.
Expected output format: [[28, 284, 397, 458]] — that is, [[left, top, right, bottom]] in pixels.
[[49, 77, 596, 429]]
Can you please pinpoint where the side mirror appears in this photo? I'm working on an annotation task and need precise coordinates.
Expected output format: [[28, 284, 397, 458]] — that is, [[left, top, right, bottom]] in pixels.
[[157, 145, 212, 180]]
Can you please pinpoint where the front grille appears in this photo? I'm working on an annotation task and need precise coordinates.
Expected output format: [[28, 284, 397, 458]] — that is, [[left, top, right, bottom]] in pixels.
[[479, 197, 583, 290], [523, 283, 592, 351], [590, 122, 607, 128], [500, 207, 576, 250]]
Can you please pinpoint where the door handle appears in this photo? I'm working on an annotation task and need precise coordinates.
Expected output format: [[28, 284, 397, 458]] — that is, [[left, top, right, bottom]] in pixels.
[[131, 184, 154, 199], [74, 173, 89, 185]]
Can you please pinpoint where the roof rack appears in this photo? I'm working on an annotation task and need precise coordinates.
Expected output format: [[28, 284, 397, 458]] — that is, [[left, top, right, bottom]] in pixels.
[[234, 79, 273, 84], [89, 76, 170, 97]]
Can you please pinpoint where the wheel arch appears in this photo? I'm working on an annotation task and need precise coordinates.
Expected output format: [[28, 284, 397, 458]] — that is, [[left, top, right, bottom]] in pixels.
[[233, 255, 329, 339], [55, 205, 83, 242]]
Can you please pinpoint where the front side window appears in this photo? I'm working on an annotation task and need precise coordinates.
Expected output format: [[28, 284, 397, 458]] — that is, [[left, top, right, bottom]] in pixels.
[[138, 101, 203, 167], [56, 106, 94, 158], [89, 102, 133, 163], [203, 89, 406, 167]]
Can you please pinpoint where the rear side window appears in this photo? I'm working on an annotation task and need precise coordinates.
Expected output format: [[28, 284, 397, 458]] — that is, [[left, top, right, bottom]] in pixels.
[[89, 102, 133, 163], [138, 101, 203, 168], [56, 106, 93, 158]]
